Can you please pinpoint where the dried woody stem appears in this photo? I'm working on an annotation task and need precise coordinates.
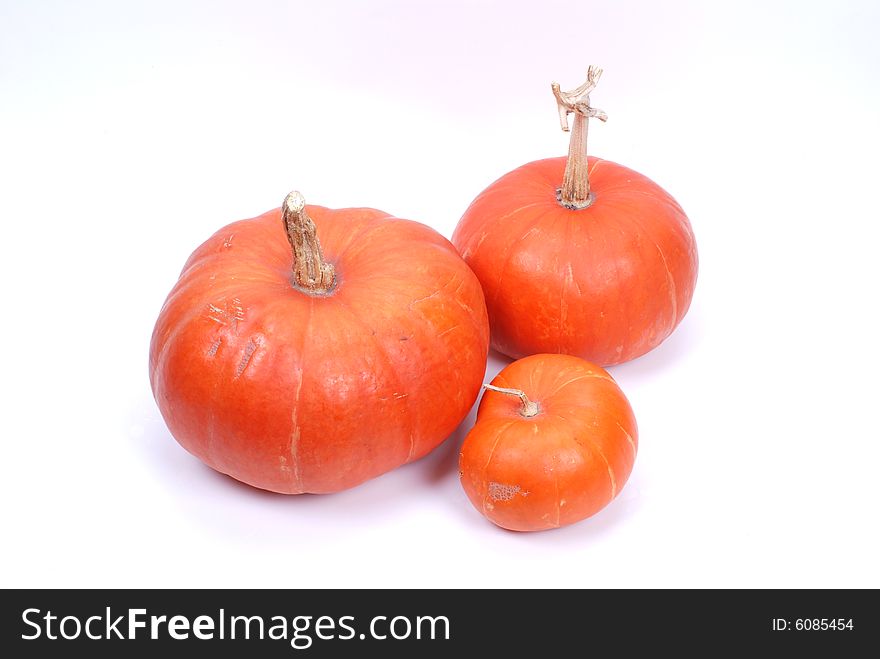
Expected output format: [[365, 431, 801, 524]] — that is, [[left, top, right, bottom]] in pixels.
[[282, 191, 336, 294], [483, 384, 539, 418], [552, 65, 608, 210]]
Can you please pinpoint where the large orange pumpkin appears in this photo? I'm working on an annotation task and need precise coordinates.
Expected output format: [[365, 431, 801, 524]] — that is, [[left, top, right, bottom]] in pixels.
[[459, 353, 637, 532], [452, 67, 698, 365], [150, 192, 489, 494]]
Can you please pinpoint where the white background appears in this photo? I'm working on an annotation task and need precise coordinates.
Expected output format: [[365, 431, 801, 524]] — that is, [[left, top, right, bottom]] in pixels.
[[2, 0, 878, 588]]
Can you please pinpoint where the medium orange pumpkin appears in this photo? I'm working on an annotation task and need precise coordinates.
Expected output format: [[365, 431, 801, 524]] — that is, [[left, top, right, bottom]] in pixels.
[[150, 191, 489, 494], [459, 353, 637, 532], [452, 67, 698, 365]]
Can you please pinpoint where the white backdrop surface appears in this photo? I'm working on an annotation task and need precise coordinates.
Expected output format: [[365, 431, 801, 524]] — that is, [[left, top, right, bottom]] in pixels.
[[2, 0, 878, 588]]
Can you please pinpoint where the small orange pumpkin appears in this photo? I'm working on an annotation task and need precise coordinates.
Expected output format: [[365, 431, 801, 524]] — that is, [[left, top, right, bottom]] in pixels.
[[150, 192, 489, 494], [459, 354, 637, 531], [452, 67, 698, 365]]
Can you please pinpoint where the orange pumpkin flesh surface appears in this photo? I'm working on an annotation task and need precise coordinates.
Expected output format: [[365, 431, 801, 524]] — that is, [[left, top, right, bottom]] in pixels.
[[452, 68, 698, 365], [150, 193, 489, 494], [459, 354, 637, 532]]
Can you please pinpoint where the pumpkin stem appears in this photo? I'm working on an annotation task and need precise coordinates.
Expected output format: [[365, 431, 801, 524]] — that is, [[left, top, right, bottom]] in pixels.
[[552, 65, 608, 210], [282, 191, 336, 294], [483, 384, 540, 418]]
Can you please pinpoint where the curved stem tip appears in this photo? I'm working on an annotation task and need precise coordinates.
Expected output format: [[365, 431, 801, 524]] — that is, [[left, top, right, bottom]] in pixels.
[[483, 383, 540, 418]]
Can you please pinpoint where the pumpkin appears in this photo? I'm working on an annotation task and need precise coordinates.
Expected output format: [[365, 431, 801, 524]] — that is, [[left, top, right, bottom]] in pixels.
[[150, 191, 490, 494], [459, 353, 637, 531], [452, 67, 698, 365]]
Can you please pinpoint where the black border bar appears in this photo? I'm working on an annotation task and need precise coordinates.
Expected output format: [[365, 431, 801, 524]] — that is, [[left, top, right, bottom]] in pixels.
[[1, 589, 875, 656]]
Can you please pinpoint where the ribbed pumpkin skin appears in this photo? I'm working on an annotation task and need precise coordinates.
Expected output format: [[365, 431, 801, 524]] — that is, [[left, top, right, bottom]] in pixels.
[[452, 156, 698, 365], [459, 354, 637, 532], [150, 204, 490, 494]]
